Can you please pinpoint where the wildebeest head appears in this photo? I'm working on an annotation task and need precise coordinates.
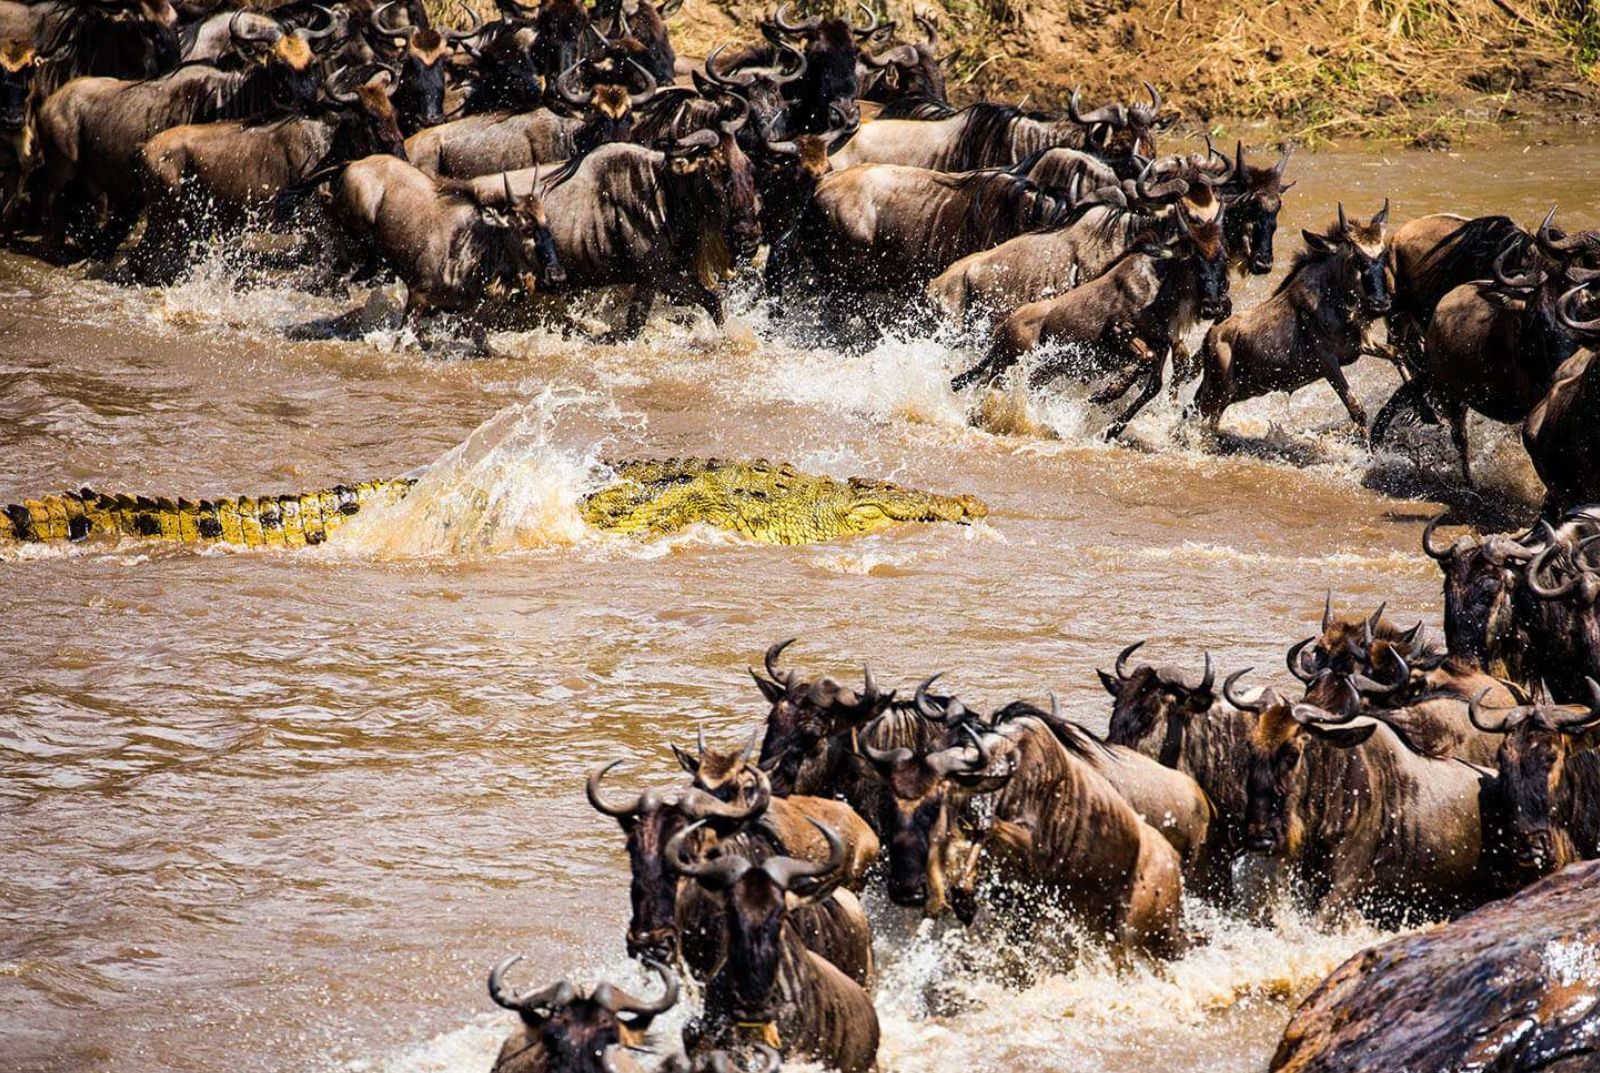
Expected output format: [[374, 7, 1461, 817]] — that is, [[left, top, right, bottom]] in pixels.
[[556, 57, 661, 151], [668, 114, 763, 269], [751, 639, 893, 796], [367, 0, 479, 130], [667, 817, 842, 1023], [1233, 681, 1377, 856], [327, 66, 408, 159], [504, 179, 567, 288], [598, 0, 681, 84], [228, 12, 332, 114], [488, 955, 678, 1073], [858, 12, 947, 108], [699, 40, 806, 143], [1171, 186, 1231, 320], [1471, 680, 1600, 876], [588, 759, 771, 961], [48, 0, 179, 79], [770, 1, 881, 132], [1286, 592, 1425, 688], [0, 40, 38, 133], [1069, 83, 1171, 161], [1223, 140, 1293, 275], [1422, 514, 1539, 674], [1101, 641, 1216, 751], [531, 0, 594, 84], [1299, 200, 1392, 317], [859, 719, 994, 910]]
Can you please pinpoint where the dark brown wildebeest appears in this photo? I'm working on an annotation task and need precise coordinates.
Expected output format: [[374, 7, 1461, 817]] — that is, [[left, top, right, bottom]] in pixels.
[[452, 3, 544, 114], [0, 37, 41, 226], [859, 11, 948, 118], [587, 759, 875, 987], [1102, 643, 1256, 901], [1421, 514, 1544, 684], [128, 69, 408, 284], [1471, 681, 1600, 878], [950, 190, 1231, 437], [698, 40, 807, 144], [1524, 280, 1600, 515], [330, 156, 563, 339], [594, 0, 682, 84], [869, 709, 1184, 957], [1219, 140, 1293, 276], [1517, 513, 1600, 700], [528, 0, 596, 94], [766, 0, 881, 134], [795, 162, 1075, 304], [10, 0, 178, 87], [487, 956, 678, 1073], [1235, 682, 1502, 923], [34, 15, 330, 258], [1191, 201, 1392, 439], [1379, 212, 1600, 484], [1337, 642, 1521, 767], [669, 819, 880, 1073], [828, 84, 1169, 173], [365, 0, 480, 133]]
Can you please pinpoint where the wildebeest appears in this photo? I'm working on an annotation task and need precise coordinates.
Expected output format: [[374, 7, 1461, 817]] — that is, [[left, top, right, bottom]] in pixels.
[[529, 0, 597, 97], [668, 819, 880, 1073], [9, 0, 178, 87], [128, 68, 408, 284], [365, 0, 479, 133], [828, 85, 1168, 172], [330, 155, 563, 338], [950, 189, 1231, 437], [766, 0, 881, 133], [1517, 512, 1600, 699], [1234, 681, 1501, 923], [859, 11, 948, 117], [1471, 681, 1600, 877], [1103, 643, 1255, 900], [34, 16, 329, 258], [587, 757, 875, 986], [0, 36, 40, 225], [404, 106, 583, 178], [1220, 140, 1293, 276], [594, 0, 681, 84], [487, 955, 678, 1073], [1421, 514, 1543, 683], [1191, 201, 1392, 438], [886, 710, 1184, 957], [1523, 280, 1600, 513], [698, 40, 806, 144]]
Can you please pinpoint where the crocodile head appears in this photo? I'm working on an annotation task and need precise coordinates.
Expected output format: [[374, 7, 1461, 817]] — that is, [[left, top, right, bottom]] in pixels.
[[836, 477, 989, 533]]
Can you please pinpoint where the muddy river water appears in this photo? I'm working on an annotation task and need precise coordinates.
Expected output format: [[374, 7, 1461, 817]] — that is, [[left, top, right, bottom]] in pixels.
[[4, 136, 1600, 1073]]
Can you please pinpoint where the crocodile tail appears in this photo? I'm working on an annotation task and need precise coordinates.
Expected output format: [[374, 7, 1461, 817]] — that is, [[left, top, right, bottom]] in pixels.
[[1, 480, 415, 547]]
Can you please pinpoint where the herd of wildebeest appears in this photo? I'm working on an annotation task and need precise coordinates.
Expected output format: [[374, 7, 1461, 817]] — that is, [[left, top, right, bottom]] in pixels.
[[470, 498, 1600, 1073], [3, 0, 1600, 504]]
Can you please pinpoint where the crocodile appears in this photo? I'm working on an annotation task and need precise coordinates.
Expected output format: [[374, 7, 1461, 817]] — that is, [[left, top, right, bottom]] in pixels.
[[1, 459, 988, 549]]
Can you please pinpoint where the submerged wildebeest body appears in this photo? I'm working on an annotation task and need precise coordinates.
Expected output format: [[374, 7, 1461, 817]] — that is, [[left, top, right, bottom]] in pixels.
[[128, 73, 408, 284], [1471, 684, 1600, 878], [331, 154, 562, 330], [487, 956, 679, 1073], [1234, 685, 1504, 923], [951, 189, 1232, 436], [668, 819, 880, 1073], [1193, 202, 1392, 437]]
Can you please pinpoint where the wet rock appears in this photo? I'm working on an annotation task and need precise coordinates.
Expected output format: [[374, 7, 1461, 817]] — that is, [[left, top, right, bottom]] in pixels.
[[1271, 860, 1600, 1073]]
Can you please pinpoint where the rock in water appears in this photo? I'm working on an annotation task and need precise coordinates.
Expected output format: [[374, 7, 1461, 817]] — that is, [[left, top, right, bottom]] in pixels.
[[1271, 860, 1600, 1073]]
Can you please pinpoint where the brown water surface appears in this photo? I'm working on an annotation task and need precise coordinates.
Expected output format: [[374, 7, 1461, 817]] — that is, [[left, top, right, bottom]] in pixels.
[[4, 136, 1599, 1073]]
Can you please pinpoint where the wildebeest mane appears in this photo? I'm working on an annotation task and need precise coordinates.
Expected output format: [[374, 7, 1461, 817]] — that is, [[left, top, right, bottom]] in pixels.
[[1273, 221, 1351, 297], [948, 168, 1071, 246], [950, 103, 1049, 172], [990, 701, 1113, 762], [877, 95, 956, 120], [1409, 215, 1527, 324]]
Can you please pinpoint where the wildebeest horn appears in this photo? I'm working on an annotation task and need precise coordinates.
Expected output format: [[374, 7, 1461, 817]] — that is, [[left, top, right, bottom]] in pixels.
[[762, 818, 844, 889], [1234, 139, 1248, 183], [1114, 640, 1145, 680], [442, 2, 484, 41], [1468, 687, 1515, 734], [1372, 197, 1389, 228], [1289, 702, 1361, 727], [625, 58, 659, 105], [1551, 678, 1600, 731], [488, 956, 576, 1016], [1527, 540, 1580, 599], [1129, 81, 1161, 123], [1558, 281, 1600, 334], [587, 759, 644, 817], [1536, 205, 1583, 257], [1492, 243, 1541, 291], [592, 959, 679, 1022], [231, 9, 283, 42], [927, 722, 991, 777], [1367, 601, 1387, 635], [681, 768, 772, 823], [862, 43, 920, 69], [773, 40, 808, 83], [914, 672, 947, 720], [1272, 143, 1293, 183], [1223, 668, 1270, 713], [772, 1, 818, 34], [765, 637, 796, 683], [1191, 651, 1215, 694], [369, 1, 410, 43], [1336, 203, 1349, 237], [1286, 636, 1319, 684], [501, 170, 515, 205], [554, 59, 591, 108], [1068, 88, 1125, 127], [915, 10, 939, 46], [1421, 513, 1455, 561], [703, 42, 750, 87], [859, 716, 914, 771], [299, 5, 339, 40], [1351, 648, 1408, 698], [664, 820, 750, 886], [719, 93, 750, 134], [851, 1, 881, 37]]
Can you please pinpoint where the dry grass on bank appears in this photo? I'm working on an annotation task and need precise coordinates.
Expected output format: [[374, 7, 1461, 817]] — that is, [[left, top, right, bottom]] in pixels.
[[425, 0, 1600, 143]]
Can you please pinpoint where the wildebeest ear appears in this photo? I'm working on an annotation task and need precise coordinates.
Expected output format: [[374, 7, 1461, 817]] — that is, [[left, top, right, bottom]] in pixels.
[[1301, 229, 1337, 254], [670, 742, 700, 774], [1306, 720, 1378, 749], [1097, 669, 1121, 696]]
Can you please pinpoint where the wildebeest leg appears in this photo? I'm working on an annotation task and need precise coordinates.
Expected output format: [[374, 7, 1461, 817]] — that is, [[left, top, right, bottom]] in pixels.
[[1168, 340, 1197, 395], [1104, 343, 1164, 440], [90, 198, 141, 262], [602, 284, 657, 343], [1321, 359, 1369, 441], [1370, 377, 1436, 444], [659, 273, 724, 326], [1444, 397, 1472, 485]]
